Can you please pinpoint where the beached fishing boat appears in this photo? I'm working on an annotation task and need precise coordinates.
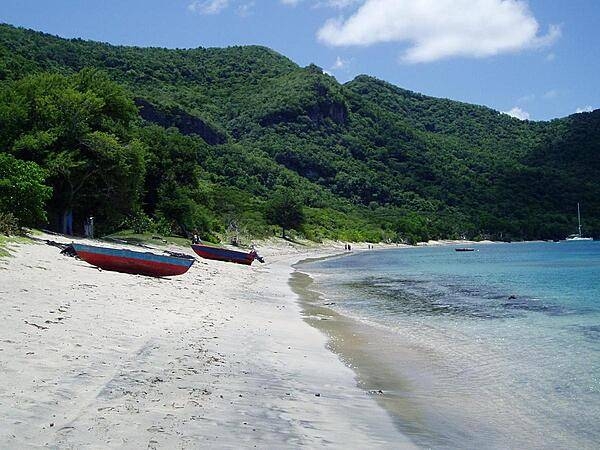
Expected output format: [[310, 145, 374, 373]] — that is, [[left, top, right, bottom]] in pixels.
[[191, 243, 264, 265], [70, 243, 195, 277]]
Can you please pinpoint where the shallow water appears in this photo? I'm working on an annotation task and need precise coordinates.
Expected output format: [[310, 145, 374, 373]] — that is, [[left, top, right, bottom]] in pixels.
[[297, 241, 600, 449]]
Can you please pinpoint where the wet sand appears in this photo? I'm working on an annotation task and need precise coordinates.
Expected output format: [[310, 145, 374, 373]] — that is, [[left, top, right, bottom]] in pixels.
[[290, 270, 439, 444], [0, 235, 411, 448]]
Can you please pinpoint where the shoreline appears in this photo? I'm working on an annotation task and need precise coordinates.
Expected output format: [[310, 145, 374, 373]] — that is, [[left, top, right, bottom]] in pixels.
[[290, 261, 437, 447], [291, 242, 600, 449], [0, 234, 412, 448]]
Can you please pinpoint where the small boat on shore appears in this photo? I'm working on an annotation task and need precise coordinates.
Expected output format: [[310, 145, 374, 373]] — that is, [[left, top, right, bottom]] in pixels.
[[70, 243, 195, 277], [191, 243, 264, 265], [455, 248, 476, 252]]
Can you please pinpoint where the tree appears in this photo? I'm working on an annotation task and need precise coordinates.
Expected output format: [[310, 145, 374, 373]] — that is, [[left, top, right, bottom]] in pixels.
[[265, 188, 305, 238], [2, 70, 146, 233], [156, 181, 213, 237], [0, 153, 52, 227]]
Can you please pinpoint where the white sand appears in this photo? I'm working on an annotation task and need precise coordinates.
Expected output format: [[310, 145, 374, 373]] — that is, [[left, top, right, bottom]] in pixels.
[[0, 236, 412, 448]]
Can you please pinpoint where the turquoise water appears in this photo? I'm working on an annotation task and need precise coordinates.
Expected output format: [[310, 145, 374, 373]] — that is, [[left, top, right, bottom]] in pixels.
[[300, 242, 600, 449]]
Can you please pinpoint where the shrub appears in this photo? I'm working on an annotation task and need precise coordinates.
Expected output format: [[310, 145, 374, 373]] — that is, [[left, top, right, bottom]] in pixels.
[[0, 211, 18, 235], [124, 210, 155, 234], [0, 153, 52, 227]]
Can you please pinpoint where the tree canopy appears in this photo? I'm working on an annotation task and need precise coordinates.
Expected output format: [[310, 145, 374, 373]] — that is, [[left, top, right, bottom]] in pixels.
[[0, 69, 145, 234]]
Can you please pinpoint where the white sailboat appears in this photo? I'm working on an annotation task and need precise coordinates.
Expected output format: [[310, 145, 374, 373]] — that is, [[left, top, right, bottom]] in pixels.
[[566, 203, 593, 241]]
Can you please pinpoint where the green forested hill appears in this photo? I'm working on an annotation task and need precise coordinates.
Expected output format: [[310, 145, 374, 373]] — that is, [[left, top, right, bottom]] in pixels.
[[1, 23, 598, 242]]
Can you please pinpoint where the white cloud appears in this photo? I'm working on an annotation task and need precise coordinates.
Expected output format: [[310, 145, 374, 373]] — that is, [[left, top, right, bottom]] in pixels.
[[237, 1, 255, 16], [575, 106, 593, 114], [331, 56, 348, 70], [504, 107, 530, 121], [280, 0, 302, 5], [188, 0, 229, 15], [317, 0, 561, 63]]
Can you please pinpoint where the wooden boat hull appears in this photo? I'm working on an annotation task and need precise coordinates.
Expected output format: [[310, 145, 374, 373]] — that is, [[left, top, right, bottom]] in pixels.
[[71, 243, 194, 277], [191, 244, 257, 265]]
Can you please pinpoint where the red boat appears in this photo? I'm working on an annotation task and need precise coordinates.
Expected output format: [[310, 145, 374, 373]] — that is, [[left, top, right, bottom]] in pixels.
[[71, 243, 195, 277], [191, 243, 264, 265]]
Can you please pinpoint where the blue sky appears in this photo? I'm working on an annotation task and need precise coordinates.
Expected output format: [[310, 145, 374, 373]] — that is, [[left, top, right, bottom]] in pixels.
[[1, 0, 598, 120]]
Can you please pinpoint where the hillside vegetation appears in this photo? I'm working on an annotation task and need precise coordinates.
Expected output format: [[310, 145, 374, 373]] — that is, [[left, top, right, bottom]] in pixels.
[[1, 23, 598, 242]]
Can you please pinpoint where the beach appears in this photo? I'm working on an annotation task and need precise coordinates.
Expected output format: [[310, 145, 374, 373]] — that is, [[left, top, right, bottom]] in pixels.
[[0, 235, 411, 448]]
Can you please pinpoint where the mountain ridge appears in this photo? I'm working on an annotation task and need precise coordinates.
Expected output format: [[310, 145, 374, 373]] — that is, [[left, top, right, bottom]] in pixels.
[[3, 23, 589, 123], [1, 23, 598, 241]]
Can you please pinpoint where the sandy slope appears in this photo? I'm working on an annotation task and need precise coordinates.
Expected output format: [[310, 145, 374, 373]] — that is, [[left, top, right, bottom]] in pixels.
[[0, 236, 412, 449]]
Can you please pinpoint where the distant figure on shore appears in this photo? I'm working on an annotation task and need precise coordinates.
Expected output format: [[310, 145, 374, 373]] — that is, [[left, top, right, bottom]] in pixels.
[[348, 244, 352, 251], [83, 216, 94, 238], [192, 231, 201, 244]]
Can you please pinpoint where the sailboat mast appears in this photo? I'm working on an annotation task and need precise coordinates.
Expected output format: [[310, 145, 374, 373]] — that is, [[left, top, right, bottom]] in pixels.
[[577, 202, 583, 237]]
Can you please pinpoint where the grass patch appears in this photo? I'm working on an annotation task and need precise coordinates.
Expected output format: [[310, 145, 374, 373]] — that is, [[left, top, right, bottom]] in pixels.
[[0, 236, 9, 257], [0, 234, 32, 258]]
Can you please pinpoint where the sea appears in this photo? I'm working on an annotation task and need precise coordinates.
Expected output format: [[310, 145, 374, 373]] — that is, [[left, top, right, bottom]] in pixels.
[[295, 241, 600, 449]]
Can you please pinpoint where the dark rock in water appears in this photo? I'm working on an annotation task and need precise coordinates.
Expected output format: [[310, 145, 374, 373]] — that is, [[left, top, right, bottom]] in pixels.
[[508, 295, 517, 300], [367, 389, 385, 395]]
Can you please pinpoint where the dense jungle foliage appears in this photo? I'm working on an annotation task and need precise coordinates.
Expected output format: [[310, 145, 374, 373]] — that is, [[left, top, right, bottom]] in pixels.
[[0, 24, 598, 242]]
